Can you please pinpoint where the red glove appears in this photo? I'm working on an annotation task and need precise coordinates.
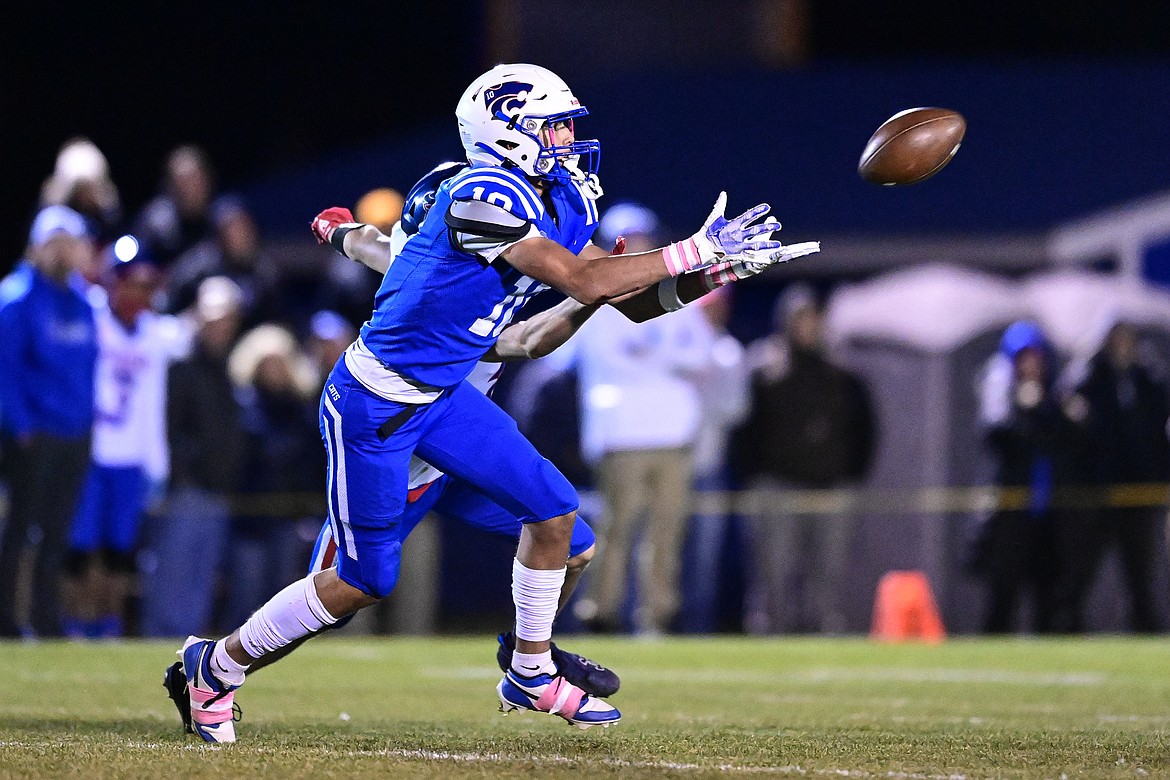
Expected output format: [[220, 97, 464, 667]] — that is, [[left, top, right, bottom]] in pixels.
[[311, 207, 358, 245]]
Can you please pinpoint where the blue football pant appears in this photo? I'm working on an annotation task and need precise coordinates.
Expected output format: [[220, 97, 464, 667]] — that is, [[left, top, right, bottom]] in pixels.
[[319, 358, 579, 598], [309, 473, 596, 575]]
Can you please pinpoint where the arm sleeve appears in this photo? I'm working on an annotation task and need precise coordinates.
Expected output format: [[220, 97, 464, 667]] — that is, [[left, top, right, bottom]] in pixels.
[[0, 300, 33, 436]]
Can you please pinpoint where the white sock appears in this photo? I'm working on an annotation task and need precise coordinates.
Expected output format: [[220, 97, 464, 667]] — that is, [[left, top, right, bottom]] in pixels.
[[210, 640, 249, 688], [237, 574, 339, 661], [511, 558, 564, 642], [511, 649, 555, 677]]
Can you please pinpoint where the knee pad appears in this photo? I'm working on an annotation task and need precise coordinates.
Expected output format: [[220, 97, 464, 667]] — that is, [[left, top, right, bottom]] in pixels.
[[351, 568, 400, 601], [337, 539, 401, 600]]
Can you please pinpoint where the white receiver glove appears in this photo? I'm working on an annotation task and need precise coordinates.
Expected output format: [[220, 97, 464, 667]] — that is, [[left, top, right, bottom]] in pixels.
[[699, 218, 820, 290], [661, 192, 784, 276]]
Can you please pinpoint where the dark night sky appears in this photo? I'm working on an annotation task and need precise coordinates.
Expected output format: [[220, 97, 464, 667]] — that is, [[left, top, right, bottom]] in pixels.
[[4, 1, 1169, 266], [2, 2, 481, 263]]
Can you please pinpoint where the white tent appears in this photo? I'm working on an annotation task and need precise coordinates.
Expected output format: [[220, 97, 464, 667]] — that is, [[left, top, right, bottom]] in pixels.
[[826, 264, 1027, 354], [1023, 270, 1170, 358]]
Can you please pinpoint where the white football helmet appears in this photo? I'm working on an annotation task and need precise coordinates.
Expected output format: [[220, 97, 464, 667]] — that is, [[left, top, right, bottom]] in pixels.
[[455, 63, 601, 191]]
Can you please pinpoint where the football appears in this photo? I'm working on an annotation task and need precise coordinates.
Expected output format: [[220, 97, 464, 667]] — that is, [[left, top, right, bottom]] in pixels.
[[858, 107, 966, 185]]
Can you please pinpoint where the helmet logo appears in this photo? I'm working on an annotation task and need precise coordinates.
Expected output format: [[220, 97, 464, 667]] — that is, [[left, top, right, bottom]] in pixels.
[[483, 81, 533, 117]]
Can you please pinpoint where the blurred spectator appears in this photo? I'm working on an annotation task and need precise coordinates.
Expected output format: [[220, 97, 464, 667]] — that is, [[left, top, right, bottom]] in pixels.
[[678, 287, 749, 632], [734, 284, 876, 634], [40, 137, 123, 247], [133, 145, 216, 269], [574, 202, 710, 636], [1061, 319, 1170, 633], [973, 321, 1073, 634], [318, 188, 404, 328], [0, 206, 98, 638], [307, 310, 357, 389], [164, 196, 282, 328], [223, 324, 323, 629], [140, 276, 247, 636], [63, 252, 192, 638], [509, 352, 591, 489]]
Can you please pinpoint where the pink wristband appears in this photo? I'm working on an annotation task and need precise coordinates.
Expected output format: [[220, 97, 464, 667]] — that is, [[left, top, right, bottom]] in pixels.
[[662, 238, 703, 276], [700, 261, 739, 291]]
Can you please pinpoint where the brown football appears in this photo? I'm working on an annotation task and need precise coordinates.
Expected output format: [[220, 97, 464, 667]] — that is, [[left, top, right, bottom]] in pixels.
[[858, 107, 966, 185]]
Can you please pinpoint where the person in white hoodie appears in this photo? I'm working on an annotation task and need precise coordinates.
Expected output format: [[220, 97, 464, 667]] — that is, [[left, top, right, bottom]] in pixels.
[[573, 203, 722, 635]]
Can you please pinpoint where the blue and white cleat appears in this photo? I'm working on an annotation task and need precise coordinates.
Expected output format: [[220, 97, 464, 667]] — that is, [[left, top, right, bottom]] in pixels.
[[497, 668, 620, 730], [496, 632, 621, 697], [179, 636, 240, 743]]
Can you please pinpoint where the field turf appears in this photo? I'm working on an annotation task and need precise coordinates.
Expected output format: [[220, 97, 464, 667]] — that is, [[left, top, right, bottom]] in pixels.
[[1, 636, 1168, 778]]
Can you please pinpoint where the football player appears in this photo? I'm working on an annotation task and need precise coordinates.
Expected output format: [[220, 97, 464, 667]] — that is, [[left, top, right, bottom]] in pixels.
[[303, 162, 812, 682], [65, 247, 191, 638], [166, 63, 817, 742]]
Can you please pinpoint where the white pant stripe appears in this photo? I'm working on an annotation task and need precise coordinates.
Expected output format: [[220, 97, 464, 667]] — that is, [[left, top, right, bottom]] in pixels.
[[322, 423, 342, 558], [323, 395, 357, 560], [310, 523, 335, 573]]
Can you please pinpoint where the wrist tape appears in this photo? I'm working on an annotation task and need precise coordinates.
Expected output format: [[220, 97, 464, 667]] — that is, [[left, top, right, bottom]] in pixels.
[[701, 261, 739, 291], [329, 224, 363, 257], [662, 238, 702, 276]]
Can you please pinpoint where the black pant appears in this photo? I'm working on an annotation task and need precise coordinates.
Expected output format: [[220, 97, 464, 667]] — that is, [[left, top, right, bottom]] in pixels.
[[1064, 506, 1167, 633], [0, 433, 91, 637], [981, 509, 1064, 634]]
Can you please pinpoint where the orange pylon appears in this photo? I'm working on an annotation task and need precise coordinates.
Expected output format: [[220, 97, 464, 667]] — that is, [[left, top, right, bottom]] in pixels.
[[870, 570, 946, 643]]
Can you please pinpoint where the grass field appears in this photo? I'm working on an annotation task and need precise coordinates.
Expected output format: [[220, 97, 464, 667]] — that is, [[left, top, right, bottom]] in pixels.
[[2, 636, 1169, 778]]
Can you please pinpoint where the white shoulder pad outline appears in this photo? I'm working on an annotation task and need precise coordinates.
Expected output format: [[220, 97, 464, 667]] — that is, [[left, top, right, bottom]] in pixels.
[[448, 166, 546, 222], [446, 197, 541, 263]]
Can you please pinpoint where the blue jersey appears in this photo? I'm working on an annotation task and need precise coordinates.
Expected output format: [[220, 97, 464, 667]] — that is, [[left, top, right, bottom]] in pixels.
[[357, 164, 599, 390]]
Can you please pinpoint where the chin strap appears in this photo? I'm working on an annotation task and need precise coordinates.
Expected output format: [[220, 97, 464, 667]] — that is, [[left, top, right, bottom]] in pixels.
[[561, 159, 603, 199], [578, 172, 604, 200]]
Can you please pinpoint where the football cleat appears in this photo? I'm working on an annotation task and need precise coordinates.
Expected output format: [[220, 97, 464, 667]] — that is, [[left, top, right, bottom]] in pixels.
[[496, 631, 621, 697], [179, 636, 241, 743], [497, 668, 621, 730], [163, 661, 194, 735]]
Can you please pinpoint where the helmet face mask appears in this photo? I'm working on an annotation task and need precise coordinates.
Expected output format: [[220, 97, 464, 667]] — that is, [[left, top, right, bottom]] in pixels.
[[456, 64, 601, 190]]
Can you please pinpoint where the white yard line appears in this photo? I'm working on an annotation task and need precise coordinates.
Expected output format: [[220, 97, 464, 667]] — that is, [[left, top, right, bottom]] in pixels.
[[342, 747, 974, 779], [0, 740, 973, 778], [422, 666, 1104, 687]]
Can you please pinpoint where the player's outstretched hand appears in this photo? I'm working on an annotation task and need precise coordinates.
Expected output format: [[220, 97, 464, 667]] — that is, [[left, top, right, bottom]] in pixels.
[[700, 192, 785, 257], [700, 218, 820, 289], [664, 193, 786, 277], [311, 207, 358, 245], [741, 218, 820, 266]]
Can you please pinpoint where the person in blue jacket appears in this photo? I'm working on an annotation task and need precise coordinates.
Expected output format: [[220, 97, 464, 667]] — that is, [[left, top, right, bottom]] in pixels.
[[974, 320, 1075, 633], [0, 205, 98, 637]]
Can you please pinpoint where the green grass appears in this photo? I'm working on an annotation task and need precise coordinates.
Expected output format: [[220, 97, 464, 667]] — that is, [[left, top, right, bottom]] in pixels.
[[2, 636, 1169, 778]]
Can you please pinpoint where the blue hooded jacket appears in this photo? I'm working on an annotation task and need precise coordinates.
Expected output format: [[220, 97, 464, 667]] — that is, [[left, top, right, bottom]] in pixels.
[[0, 262, 97, 438], [987, 320, 1059, 514]]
